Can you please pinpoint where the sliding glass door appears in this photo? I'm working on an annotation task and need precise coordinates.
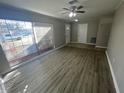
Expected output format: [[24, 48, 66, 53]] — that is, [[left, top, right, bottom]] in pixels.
[[0, 19, 16, 63], [33, 23, 54, 53], [0, 19, 54, 67], [0, 19, 38, 66]]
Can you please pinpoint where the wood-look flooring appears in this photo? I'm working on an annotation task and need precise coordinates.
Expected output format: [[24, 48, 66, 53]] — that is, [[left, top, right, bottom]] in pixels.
[[3, 46, 115, 93]]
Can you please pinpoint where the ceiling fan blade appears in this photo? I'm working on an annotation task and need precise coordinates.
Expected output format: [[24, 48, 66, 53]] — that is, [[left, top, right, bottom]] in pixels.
[[61, 12, 69, 14], [69, 0, 78, 4], [77, 6, 83, 10], [76, 11, 85, 13], [63, 8, 70, 11]]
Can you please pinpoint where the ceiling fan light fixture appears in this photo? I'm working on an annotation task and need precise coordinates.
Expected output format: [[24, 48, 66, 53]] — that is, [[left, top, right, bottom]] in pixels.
[[69, 12, 77, 17], [74, 19, 78, 22], [69, 12, 74, 17], [73, 12, 77, 17]]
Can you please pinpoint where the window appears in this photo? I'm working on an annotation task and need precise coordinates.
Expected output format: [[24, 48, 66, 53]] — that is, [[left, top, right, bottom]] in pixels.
[[0, 19, 54, 67]]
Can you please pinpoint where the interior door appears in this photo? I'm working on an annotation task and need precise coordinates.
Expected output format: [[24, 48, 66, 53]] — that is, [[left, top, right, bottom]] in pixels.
[[78, 24, 88, 43], [65, 24, 71, 44]]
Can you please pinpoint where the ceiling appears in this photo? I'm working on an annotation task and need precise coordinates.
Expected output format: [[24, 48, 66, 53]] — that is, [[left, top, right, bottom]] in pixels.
[[0, 0, 122, 21]]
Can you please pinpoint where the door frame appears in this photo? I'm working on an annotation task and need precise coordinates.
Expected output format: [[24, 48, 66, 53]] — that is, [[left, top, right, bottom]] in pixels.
[[65, 24, 71, 44]]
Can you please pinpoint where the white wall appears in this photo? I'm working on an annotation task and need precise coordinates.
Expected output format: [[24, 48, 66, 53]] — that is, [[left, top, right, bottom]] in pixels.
[[107, 2, 124, 93]]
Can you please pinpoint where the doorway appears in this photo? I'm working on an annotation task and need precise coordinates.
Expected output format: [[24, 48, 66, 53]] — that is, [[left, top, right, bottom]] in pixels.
[[77, 24, 88, 43]]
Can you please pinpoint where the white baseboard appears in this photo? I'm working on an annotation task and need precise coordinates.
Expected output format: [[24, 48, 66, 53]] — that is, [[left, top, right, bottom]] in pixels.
[[70, 42, 96, 45], [105, 51, 120, 93], [11, 44, 67, 71], [96, 46, 107, 49], [70, 42, 107, 49]]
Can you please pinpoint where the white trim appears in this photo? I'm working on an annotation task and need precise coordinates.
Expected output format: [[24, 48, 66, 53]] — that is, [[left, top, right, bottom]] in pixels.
[[65, 24, 71, 44], [0, 78, 7, 93], [95, 46, 107, 49], [105, 51, 120, 93], [10, 44, 66, 71], [70, 42, 96, 45]]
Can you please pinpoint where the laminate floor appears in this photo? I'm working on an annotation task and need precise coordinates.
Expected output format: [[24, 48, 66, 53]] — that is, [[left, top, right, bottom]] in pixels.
[[3, 46, 115, 93]]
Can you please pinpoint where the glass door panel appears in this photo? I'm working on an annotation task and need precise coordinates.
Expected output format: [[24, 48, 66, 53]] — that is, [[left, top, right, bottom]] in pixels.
[[33, 23, 54, 53], [6, 20, 26, 65], [0, 19, 16, 63], [0, 19, 38, 66], [22, 22, 38, 55]]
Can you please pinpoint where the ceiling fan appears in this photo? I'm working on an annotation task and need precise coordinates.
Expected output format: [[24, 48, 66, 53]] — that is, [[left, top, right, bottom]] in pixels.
[[62, 5, 85, 17], [62, 0, 85, 18]]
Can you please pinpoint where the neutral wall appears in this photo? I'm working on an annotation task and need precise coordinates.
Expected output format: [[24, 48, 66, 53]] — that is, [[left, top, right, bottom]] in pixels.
[[87, 21, 99, 43], [71, 23, 78, 42], [107, 2, 124, 93], [71, 21, 99, 44], [0, 4, 69, 48], [0, 45, 10, 74]]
